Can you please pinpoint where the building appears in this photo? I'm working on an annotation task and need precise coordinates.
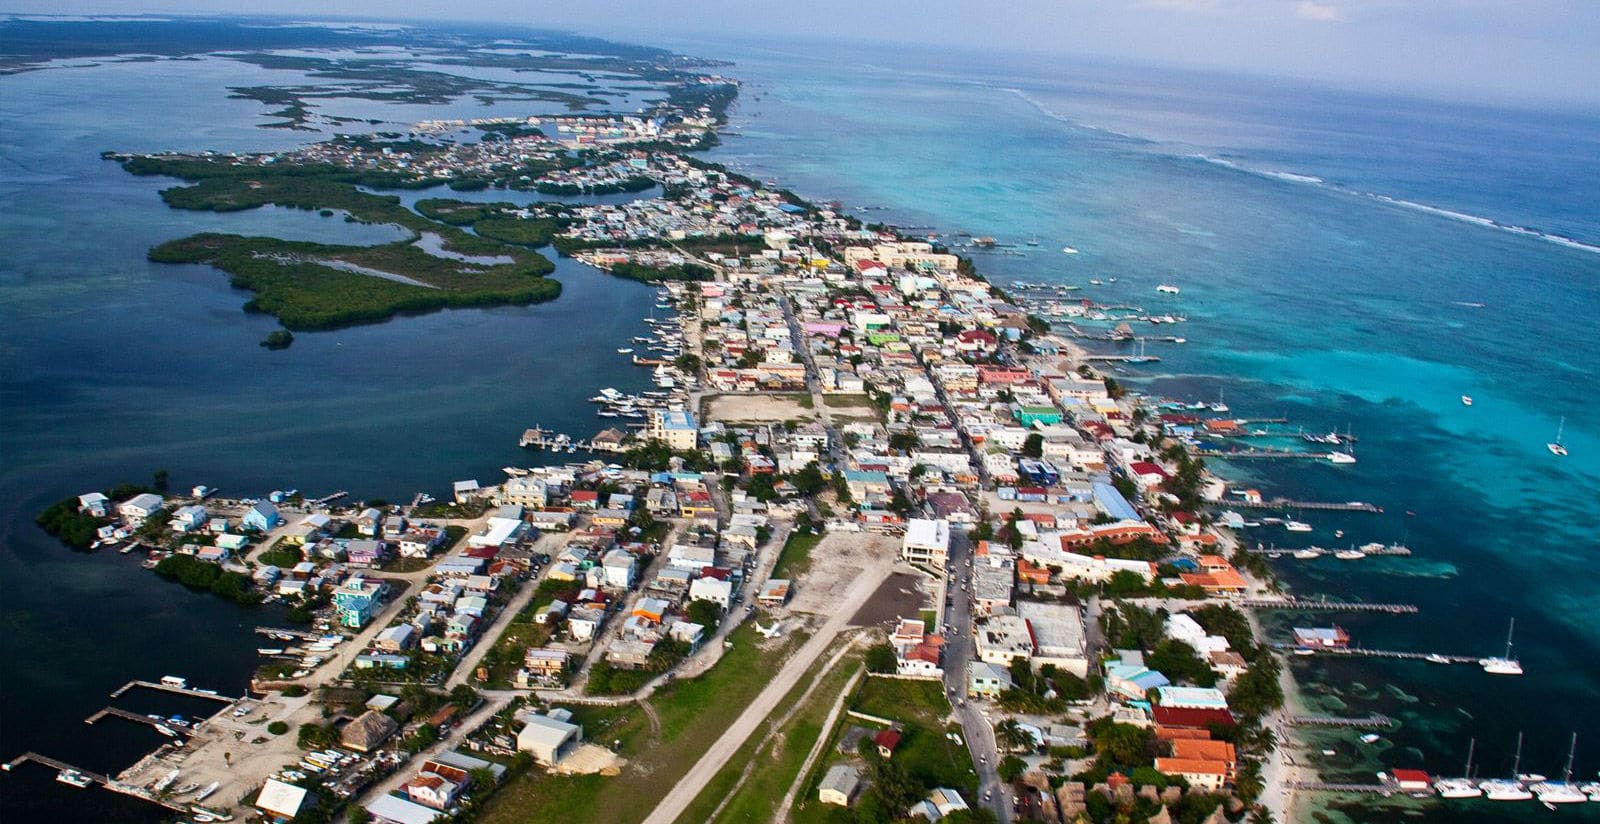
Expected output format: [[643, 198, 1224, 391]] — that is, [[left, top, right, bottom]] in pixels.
[[649, 408, 699, 450], [1156, 686, 1230, 710], [975, 614, 1034, 667], [689, 576, 733, 611], [757, 578, 791, 607], [243, 500, 281, 532], [819, 763, 861, 806], [333, 578, 387, 629], [1016, 600, 1089, 676], [341, 709, 399, 752], [902, 518, 951, 570], [516, 711, 583, 765], [1292, 626, 1351, 649], [118, 492, 165, 523], [255, 778, 308, 823], [365, 794, 443, 824], [1153, 757, 1229, 791], [968, 660, 1014, 698]]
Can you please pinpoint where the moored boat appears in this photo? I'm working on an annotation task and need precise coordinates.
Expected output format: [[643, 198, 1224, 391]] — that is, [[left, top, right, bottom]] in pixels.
[[56, 769, 92, 788]]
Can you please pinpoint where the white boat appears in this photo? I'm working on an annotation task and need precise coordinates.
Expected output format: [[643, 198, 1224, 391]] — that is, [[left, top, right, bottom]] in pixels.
[[1285, 520, 1313, 533], [156, 724, 180, 737], [1461, 395, 1473, 406], [1293, 549, 1320, 560], [1360, 733, 1382, 744], [1548, 416, 1568, 456], [1061, 246, 1078, 254], [56, 769, 92, 788], [616, 348, 633, 354], [195, 782, 220, 801], [1327, 451, 1358, 464], [1089, 278, 1102, 285], [1531, 734, 1588, 804], [160, 675, 188, 689], [1425, 654, 1451, 664], [1334, 550, 1365, 560], [1579, 782, 1600, 801], [1156, 284, 1181, 294], [1481, 779, 1533, 801], [1481, 618, 1523, 675], [152, 769, 180, 792], [1434, 739, 1484, 798], [502, 466, 528, 477]]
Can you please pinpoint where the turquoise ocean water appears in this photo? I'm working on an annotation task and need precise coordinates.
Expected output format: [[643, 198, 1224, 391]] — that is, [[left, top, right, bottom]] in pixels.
[[1, 22, 1596, 823]]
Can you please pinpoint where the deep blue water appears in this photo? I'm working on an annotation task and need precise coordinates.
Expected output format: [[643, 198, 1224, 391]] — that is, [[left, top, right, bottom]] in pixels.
[[2, 22, 1597, 824]]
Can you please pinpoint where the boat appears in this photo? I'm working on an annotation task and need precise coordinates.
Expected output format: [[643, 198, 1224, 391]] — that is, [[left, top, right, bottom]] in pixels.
[[156, 724, 180, 737], [1481, 778, 1534, 801], [1360, 733, 1382, 744], [1061, 246, 1078, 254], [1285, 520, 1313, 533], [152, 769, 180, 792], [1425, 654, 1451, 664], [1026, 235, 1040, 246], [174, 782, 200, 795], [55, 769, 92, 788], [502, 466, 528, 477], [1156, 284, 1181, 294], [1293, 549, 1320, 560], [1480, 618, 1524, 675], [1327, 451, 1358, 464], [1434, 739, 1484, 798], [1548, 416, 1568, 456], [195, 782, 220, 801], [160, 675, 188, 689], [1579, 782, 1600, 801], [1089, 278, 1102, 285], [1461, 395, 1473, 406], [616, 348, 633, 354], [1334, 549, 1365, 560], [1530, 734, 1588, 803]]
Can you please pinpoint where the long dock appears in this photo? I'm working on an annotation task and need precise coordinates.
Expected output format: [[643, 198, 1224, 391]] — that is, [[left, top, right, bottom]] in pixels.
[[1275, 644, 1480, 664], [1248, 544, 1411, 559], [1233, 499, 1383, 512], [86, 706, 187, 735], [3, 752, 187, 812], [1242, 597, 1418, 614], [1197, 449, 1339, 460], [109, 680, 236, 703], [1293, 782, 1394, 796], [1082, 354, 1161, 363], [255, 625, 322, 642], [310, 490, 347, 506], [1289, 713, 1394, 729], [518, 427, 627, 453]]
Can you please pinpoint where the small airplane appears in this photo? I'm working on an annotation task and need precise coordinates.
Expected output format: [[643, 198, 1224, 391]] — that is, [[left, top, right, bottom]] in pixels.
[[755, 620, 784, 639]]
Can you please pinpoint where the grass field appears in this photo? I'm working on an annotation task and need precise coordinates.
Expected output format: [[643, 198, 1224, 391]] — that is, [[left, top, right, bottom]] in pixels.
[[772, 530, 823, 578], [477, 622, 811, 824], [671, 641, 862, 824]]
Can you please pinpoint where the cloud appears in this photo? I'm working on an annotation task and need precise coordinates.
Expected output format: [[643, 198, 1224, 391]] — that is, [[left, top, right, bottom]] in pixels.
[[1295, 1, 1344, 21]]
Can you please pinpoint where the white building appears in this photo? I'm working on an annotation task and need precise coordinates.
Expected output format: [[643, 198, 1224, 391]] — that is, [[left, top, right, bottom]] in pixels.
[[516, 710, 582, 765], [688, 576, 734, 611], [902, 518, 951, 570]]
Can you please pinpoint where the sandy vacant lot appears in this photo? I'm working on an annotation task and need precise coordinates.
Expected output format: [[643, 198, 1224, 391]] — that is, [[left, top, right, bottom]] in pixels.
[[785, 531, 902, 617], [705, 393, 816, 423]]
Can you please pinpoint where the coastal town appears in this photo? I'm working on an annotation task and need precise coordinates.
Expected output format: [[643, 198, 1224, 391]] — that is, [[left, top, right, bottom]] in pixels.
[[13, 62, 1589, 824]]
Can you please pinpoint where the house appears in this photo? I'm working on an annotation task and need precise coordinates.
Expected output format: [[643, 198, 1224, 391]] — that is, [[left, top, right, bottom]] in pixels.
[[375, 624, 416, 652], [167, 504, 208, 532], [255, 778, 309, 823], [1392, 769, 1432, 791], [516, 710, 583, 765], [453, 480, 481, 504], [910, 787, 970, 820], [1151, 706, 1235, 730], [874, 729, 902, 758], [1156, 686, 1230, 709], [757, 579, 791, 607], [601, 549, 638, 590], [1292, 626, 1351, 649], [689, 576, 733, 611], [968, 660, 1014, 698], [403, 772, 463, 810], [819, 763, 861, 806], [118, 492, 165, 523], [243, 500, 281, 532], [77, 492, 109, 517], [632, 597, 670, 623], [340, 709, 398, 752], [901, 518, 951, 570], [1171, 739, 1238, 779], [1153, 757, 1229, 791], [333, 578, 386, 629]]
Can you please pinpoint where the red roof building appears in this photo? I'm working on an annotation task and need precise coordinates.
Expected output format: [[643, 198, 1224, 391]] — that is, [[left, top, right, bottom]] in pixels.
[[1152, 706, 1236, 730]]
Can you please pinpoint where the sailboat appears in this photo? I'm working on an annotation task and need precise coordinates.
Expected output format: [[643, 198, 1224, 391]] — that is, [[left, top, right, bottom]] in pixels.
[[1530, 733, 1588, 803], [1547, 416, 1568, 456], [1480, 733, 1535, 801], [1434, 738, 1484, 798], [1480, 617, 1523, 675]]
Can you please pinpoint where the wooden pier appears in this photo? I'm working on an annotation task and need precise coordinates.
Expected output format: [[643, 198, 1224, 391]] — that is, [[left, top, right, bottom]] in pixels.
[[3, 752, 186, 812], [86, 706, 186, 735], [1292, 782, 1394, 796], [1232, 499, 1383, 513], [1289, 713, 1395, 729], [310, 490, 347, 506], [518, 427, 627, 453], [1242, 597, 1418, 614], [109, 680, 236, 703], [1197, 448, 1338, 460], [1249, 544, 1411, 559], [255, 625, 322, 642], [1275, 644, 1480, 664]]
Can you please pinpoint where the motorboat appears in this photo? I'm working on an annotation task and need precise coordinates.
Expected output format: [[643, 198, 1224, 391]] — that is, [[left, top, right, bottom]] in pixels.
[[1156, 284, 1181, 294], [1548, 416, 1568, 456], [55, 770, 92, 788], [1334, 549, 1365, 560], [1461, 395, 1473, 406], [1327, 451, 1358, 464], [1285, 520, 1313, 533]]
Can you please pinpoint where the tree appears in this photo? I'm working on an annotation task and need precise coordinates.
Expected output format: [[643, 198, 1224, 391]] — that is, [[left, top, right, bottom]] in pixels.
[[449, 683, 479, 709], [889, 430, 919, 452], [791, 461, 826, 496], [996, 719, 1034, 752], [687, 598, 721, 630], [267, 720, 289, 735], [1022, 433, 1044, 458], [349, 807, 372, 824], [673, 353, 702, 373], [864, 642, 898, 674], [997, 754, 1028, 782]]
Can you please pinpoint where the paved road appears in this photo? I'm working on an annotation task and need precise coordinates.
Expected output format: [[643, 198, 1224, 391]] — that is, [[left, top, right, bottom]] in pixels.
[[638, 563, 892, 824], [939, 530, 1012, 822]]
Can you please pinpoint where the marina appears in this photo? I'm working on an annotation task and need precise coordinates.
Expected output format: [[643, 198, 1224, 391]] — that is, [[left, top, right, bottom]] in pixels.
[[1241, 597, 1419, 614], [109, 679, 237, 703]]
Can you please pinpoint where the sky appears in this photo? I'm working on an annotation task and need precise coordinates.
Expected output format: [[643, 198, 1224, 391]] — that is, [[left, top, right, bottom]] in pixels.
[[6, 1, 1599, 110]]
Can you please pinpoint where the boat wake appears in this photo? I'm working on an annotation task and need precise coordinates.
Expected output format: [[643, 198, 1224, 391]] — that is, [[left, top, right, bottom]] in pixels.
[[996, 85, 1600, 257]]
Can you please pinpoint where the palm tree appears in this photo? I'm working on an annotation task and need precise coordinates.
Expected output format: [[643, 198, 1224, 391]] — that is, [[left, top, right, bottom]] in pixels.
[[995, 719, 1033, 753], [1248, 806, 1276, 824]]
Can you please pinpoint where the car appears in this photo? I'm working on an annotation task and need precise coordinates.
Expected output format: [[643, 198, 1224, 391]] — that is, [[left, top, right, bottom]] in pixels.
[[979, 755, 987, 765]]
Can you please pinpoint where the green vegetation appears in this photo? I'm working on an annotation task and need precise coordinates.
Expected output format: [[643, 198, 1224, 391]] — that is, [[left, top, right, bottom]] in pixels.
[[535, 175, 654, 196], [772, 530, 822, 578], [260, 329, 294, 349], [606, 260, 715, 284], [478, 622, 807, 824], [256, 542, 303, 569], [267, 720, 289, 735], [149, 231, 559, 331], [153, 553, 261, 605], [34, 498, 108, 548]]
